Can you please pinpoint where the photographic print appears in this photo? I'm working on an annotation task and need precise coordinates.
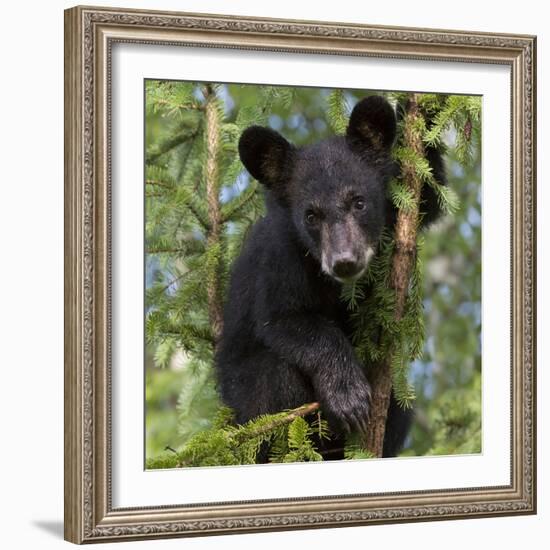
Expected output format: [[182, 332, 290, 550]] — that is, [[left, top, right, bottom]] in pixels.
[[144, 82, 482, 469]]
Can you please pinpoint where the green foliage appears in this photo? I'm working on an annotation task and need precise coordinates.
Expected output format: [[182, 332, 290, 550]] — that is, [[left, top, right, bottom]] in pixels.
[[176, 358, 220, 443], [392, 145, 460, 215], [422, 95, 482, 165], [282, 417, 323, 462], [343, 432, 375, 459], [388, 178, 416, 213], [146, 406, 330, 469], [428, 370, 482, 455], [326, 89, 349, 134], [401, 371, 482, 457], [145, 366, 185, 458]]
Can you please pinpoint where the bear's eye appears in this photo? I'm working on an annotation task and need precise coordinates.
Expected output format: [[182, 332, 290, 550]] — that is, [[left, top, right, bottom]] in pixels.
[[305, 210, 318, 225], [353, 197, 366, 211]]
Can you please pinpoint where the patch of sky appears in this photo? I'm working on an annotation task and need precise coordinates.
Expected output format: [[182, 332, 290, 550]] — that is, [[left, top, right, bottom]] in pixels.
[[217, 84, 235, 116], [192, 85, 204, 102], [456, 302, 481, 331], [444, 127, 456, 147], [467, 206, 481, 227], [450, 159, 465, 179], [457, 301, 481, 331], [145, 255, 160, 288], [456, 301, 471, 317], [219, 171, 249, 204], [460, 221, 473, 239], [343, 91, 358, 112], [423, 296, 433, 314], [287, 113, 305, 130], [438, 284, 451, 298], [313, 118, 327, 133], [410, 359, 436, 399], [192, 228, 205, 241], [268, 114, 284, 131], [225, 221, 237, 235]]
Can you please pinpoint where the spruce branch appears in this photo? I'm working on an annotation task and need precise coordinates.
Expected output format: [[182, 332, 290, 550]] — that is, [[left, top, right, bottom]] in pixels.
[[174, 186, 211, 231], [146, 179, 174, 189], [203, 84, 224, 345], [145, 247, 189, 254], [364, 92, 426, 457], [236, 402, 320, 441], [148, 97, 204, 112], [221, 180, 260, 222], [147, 402, 321, 469], [326, 89, 349, 135], [146, 128, 200, 163]]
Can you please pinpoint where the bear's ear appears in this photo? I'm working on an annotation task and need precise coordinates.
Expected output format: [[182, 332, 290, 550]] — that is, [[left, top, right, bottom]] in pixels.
[[238, 126, 294, 190], [346, 96, 397, 153]]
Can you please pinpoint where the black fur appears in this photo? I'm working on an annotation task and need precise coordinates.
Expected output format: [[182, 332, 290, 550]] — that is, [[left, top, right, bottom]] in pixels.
[[215, 96, 445, 460]]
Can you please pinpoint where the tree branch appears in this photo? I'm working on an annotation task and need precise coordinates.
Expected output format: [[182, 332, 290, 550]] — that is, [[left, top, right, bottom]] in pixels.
[[146, 179, 174, 189], [364, 93, 426, 457], [146, 129, 199, 163], [203, 85, 224, 345], [154, 402, 321, 469], [235, 402, 320, 442]]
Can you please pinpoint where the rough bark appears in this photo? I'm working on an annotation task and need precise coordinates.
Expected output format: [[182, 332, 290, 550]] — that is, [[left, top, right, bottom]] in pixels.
[[364, 93, 426, 457], [203, 84, 224, 345]]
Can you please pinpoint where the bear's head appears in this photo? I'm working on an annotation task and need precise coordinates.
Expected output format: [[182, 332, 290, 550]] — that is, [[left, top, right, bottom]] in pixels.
[[238, 95, 397, 283]]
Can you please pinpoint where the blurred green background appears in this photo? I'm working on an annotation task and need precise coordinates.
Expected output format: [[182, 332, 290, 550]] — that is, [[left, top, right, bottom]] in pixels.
[[145, 82, 481, 461]]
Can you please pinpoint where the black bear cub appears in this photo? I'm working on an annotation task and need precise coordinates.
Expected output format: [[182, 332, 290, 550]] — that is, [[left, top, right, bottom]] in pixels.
[[215, 95, 444, 460]]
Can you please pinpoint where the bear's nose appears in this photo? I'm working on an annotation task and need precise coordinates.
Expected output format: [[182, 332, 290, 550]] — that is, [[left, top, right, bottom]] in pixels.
[[332, 260, 360, 279], [331, 253, 361, 279]]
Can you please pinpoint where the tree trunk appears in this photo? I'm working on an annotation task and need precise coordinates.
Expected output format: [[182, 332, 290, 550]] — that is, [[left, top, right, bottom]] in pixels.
[[203, 84, 224, 345], [364, 93, 426, 457]]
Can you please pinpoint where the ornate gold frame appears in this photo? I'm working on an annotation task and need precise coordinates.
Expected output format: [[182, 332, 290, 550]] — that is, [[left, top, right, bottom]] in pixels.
[[64, 5, 537, 544]]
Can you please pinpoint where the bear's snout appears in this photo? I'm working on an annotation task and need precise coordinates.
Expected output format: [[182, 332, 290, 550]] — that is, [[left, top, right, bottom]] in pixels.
[[330, 253, 362, 280]]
